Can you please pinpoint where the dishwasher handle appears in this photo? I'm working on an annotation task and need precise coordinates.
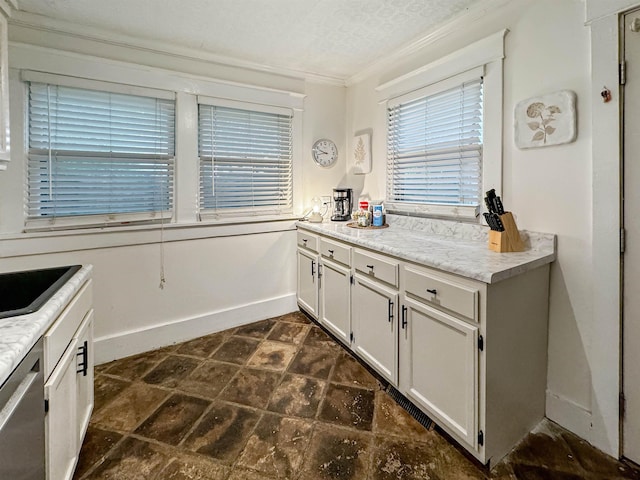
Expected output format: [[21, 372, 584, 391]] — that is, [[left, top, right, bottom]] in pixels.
[[0, 368, 40, 431]]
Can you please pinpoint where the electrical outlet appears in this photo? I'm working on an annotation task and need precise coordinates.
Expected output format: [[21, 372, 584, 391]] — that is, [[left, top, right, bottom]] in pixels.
[[321, 195, 331, 205]]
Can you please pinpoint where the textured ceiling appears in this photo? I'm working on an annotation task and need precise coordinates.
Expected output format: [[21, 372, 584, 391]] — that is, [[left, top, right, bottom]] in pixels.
[[15, 0, 484, 80]]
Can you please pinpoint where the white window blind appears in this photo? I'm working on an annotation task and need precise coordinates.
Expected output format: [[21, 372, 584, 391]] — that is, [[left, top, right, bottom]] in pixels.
[[387, 77, 483, 209], [27, 82, 175, 225], [198, 103, 293, 217]]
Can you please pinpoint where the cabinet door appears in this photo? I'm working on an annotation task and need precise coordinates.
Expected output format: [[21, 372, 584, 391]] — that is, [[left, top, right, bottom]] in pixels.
[[400, 296, 478, 448], [75, 310, 94, 446], [297, 249, 319, 318], [319, 259, 351, 345], [352, 274, 398, 384], [45, 338, 79, 480]]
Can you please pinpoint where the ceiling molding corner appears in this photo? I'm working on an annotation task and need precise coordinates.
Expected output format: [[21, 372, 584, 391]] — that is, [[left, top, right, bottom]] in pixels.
[[0, 0, 17, 17], [345, 0, 512, 86]]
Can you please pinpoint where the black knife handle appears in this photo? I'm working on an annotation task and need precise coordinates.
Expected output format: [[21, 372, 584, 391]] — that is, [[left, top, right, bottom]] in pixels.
[[484, 197, 495, 213], [494, 196, 505, 215], [483, 212, 492, 229], [494, 214, 505, 232]]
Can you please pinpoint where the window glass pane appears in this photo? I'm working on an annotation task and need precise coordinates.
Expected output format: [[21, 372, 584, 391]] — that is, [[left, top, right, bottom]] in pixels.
[[198, 104, 293, 215], [27, 82, 175, 219], [387, 78, 483, 207]]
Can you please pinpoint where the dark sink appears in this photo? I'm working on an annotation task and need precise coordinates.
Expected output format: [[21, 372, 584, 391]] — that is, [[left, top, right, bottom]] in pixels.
[[0, 265, 82, 319]]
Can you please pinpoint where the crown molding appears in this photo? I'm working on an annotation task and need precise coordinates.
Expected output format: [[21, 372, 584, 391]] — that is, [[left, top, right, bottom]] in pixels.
[[345, 0, 513, 86], [0, 0, 17, 17], [585, 0, 640, 24], [8, 10, 347, 87]]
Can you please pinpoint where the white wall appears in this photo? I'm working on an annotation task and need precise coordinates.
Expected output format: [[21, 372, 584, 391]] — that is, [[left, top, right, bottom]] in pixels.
[[0, 22, 346, 363], [302, 82, 347, 208], [345, 0, 606, 453]]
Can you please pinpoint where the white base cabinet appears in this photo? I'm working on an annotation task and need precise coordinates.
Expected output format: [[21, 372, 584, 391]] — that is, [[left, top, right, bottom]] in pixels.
[[352, 274, 398, 384], [319, 259, 351, 345], [44, 277, 94, 480], [45, 337, 78, 480], [296, 225, 550, 466], [400, 296, 478, 448], [297, 249, 319, 318]]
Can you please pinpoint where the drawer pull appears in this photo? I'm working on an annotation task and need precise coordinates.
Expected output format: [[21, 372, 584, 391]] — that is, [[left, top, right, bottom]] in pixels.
[[426, 288, 437, 295], [366, 264, 375, 270], [388, 300, 394, 323], [328, 249, 334, 254], [401, 305, 408, 329], [311, 260, 316, 277]]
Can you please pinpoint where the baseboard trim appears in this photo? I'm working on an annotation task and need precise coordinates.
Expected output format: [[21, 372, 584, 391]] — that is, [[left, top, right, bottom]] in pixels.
[[546, 390, 593, 442], [93, 293, 298, 364]]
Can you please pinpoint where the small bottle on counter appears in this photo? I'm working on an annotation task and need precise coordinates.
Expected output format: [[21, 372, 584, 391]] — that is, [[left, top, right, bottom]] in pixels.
[[372, 204, 384, 227]]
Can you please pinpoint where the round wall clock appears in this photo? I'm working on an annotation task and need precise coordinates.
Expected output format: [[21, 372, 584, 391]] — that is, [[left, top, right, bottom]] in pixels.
[[312, 138, 338, 168]]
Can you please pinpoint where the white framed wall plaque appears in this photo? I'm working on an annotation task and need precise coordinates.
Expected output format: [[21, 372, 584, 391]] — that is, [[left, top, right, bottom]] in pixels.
[[352, 133, 371, 174]]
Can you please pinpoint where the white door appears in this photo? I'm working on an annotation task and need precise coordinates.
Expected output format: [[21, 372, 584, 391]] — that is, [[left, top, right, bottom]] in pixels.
[[297, 249, 319, 318], [399, 296, 478, 449], [624, 8, 640, 465], [319, 259, 351, 345], [352, 274, 398, 384]]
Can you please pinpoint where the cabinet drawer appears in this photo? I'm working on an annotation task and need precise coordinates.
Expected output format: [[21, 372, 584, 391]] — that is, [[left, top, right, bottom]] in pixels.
[[44, 279, 93, 379], [297, 231, 318, 252], [405, 266, 478, 321], [320, 238, 351, 266], [354, 250, 399, 287]]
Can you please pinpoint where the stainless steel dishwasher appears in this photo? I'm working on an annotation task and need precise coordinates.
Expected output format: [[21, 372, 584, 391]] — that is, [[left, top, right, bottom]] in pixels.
[[0, 339, 45, 479]]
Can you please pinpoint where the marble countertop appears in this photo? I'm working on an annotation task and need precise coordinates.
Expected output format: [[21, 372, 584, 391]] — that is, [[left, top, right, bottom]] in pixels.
[[297, 214, 556, 284], [0, 264, 93, 387]]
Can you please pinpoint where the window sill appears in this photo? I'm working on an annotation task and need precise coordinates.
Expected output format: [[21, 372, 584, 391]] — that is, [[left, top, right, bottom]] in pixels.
[[0, 216, 299, 258], [385, 201, 480, 222]]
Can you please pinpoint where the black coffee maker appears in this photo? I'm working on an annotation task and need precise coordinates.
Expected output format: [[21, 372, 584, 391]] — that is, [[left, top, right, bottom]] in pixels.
[[331, 188, 353, 221]]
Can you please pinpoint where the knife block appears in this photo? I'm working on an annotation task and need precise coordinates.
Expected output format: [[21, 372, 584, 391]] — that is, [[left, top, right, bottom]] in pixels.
[[488, 212, 524, 253]]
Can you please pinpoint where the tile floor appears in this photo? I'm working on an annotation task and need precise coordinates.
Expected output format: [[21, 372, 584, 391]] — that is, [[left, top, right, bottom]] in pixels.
[[76, 311, 640, 480]]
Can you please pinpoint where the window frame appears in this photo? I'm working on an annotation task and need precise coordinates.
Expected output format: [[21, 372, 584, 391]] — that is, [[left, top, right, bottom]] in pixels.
[[197, 95, 294, 221], [10, 45, 304, 235], [386, 67, 484, 216], [376, 30, 505, 222], [23, 71, 177, 231]]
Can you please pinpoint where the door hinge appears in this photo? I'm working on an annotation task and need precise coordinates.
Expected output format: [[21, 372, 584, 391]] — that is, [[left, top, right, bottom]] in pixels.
[[620, 392, 626, 420], [44, 399, 49, 414], [620, 61, 627, 85], [478, 430, 484, 446], [478, 335, 484, 352], [621, 227, 626, 254]]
